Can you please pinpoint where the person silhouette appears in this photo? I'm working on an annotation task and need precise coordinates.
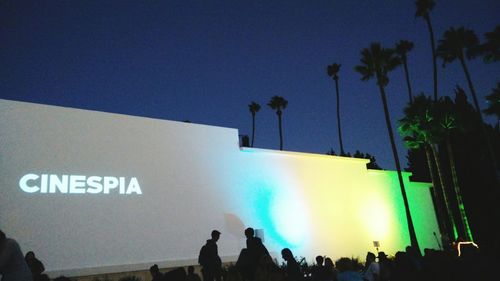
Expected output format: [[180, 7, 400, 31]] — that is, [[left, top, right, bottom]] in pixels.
[[199, 230, 222, 281], [323, 257, 338, 281], [363, 252, 379, 281], [244, 227, 269, 280], [25, 251, 46, 281], [281, 248, 302, 281], [0, 230, 33, 281], [377, 252, 392, 281], [150, 264, 166, 281], [186, 266, 202, 281], [311, 256, 329, 281]]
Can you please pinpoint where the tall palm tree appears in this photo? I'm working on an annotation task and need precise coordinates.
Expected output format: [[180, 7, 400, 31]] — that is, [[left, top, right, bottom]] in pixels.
[[415, 0, 438, 100], [437, 26, 499, 181], [355, 43, 420, 252], [399, 94, 457, 242], [248, 102, 261, 147], [434, 96, 474, 241], [267, 96, 288, 150], [396, 40, 415, 103], [327, 63, 345, 155], [437, 27, 480, 113]]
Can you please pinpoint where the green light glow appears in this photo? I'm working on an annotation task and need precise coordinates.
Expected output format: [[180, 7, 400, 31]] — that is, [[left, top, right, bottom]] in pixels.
[[233, 150, 441, 259]]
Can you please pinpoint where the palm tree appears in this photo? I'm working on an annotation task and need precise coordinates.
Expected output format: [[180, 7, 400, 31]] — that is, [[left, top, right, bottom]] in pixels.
[[396, 40, 415, 103], [477, 25, 500, 63], [399, 94, 457, 242], [415, 0, 438, 100], [355, 43, 420, 252], [434, 96, 474, 241], [248, 102, 261, 147], [327, 63, 345, 155], [437, 26, 499, 180], [484, 82, 500, 127], [267, 96, 288, 150], [437, 27, 480, 112]]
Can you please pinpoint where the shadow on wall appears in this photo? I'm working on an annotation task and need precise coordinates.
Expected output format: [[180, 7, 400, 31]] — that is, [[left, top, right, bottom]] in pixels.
[[224, 213, 245, 238]]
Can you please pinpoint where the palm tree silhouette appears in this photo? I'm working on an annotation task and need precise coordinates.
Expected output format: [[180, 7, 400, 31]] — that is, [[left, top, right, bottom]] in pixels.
[[395, 40, 415, 103], [248, 102, 261, 147], [267, 96, 288, 151], [399, 94, 456, 242], [415, 0, 438, 100], [484, 83, 500, 127], [327, 63, 345, 155], [437, 27, 481, 114], [437, 26, 499, 181], [434, 95, 474, 241], [355, 43, 420, 252], [477, 25, 500, 63]]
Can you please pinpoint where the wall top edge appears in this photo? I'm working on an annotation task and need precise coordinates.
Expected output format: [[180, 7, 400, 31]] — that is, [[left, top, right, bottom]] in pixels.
[[0, 98, 239, 133], [240, 147, 371, 163]]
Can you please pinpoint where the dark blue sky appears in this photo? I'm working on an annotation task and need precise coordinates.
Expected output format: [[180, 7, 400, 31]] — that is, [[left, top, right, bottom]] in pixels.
[[1, 0, 499, 170]]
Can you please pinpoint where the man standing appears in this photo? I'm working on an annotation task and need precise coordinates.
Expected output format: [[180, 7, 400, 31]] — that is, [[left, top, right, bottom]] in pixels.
[[243, 227, 269, 281], [0, 230, 33, 281], [199, 230, 222, 281]]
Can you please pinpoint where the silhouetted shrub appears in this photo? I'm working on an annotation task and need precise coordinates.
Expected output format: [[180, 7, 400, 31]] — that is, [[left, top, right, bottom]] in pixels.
[[118, 276, 142, 281], [92, 276, 112, 281]]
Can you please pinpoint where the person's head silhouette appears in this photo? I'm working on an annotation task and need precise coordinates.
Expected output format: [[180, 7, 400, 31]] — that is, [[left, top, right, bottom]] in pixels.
[[281, 248, 293, 261], [211, 230, 221, 241], [245, 227, 254, 238], [315, 255, 324, 266]]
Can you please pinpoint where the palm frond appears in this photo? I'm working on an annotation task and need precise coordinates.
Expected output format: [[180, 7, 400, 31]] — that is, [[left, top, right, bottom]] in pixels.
[[437, 27, 479, 66], [327, 63, 341, 78], [415, 0, 435, 18], [248, 102, 261, 114]]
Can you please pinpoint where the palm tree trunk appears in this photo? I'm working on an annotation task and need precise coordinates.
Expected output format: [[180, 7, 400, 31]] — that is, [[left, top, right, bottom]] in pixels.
[[278, 111, 283, 150], [459, 57, 480, 115], [377, 81, 420, 252], [424, 144, 449, 244], [335, 78, 345, 155], [459, 57, 499, 182], [446, 137, 474, 241], [403, 59, 413, 103], [251, 114, 256, 147], [425, 16, 438, 101], [430, 144, 458, 240]]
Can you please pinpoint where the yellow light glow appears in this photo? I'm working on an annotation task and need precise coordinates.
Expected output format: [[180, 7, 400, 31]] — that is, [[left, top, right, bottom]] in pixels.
[[359, 196, 391, 241], [235, 150, 440, 260]]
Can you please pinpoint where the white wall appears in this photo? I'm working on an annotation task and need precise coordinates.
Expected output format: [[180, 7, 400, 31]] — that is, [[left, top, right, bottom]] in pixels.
[[0, 99, 440, 277]]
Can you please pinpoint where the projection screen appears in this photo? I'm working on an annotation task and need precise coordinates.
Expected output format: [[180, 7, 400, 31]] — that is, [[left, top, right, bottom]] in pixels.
[[0, 99, 440, 277]]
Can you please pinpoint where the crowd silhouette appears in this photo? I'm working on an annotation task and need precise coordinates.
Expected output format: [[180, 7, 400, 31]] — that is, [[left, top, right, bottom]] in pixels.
[[0, 228, 494, 281], [150, 229, 491, 281]]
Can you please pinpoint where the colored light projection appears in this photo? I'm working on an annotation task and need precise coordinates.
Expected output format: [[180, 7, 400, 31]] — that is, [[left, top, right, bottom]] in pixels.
[[0, 99, 441, 276], [228, 149, 441, 261]]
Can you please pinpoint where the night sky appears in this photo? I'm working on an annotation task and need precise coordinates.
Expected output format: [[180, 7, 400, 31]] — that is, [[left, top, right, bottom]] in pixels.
[[1, 0, 499, 170]]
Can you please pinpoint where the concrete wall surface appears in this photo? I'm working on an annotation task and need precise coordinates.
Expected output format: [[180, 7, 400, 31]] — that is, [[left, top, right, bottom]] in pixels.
[[0, 99, 440, 278]]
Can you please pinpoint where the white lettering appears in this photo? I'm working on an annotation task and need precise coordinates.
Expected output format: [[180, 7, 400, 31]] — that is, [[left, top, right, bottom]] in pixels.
[[69, 175, 86, 194], [103, 176, 119, 194], [19, 174, 40, 193], [49, 175, 68, 193], [126, 177, 142, 195], [119, 177, 125, 194], [19, 174, 141, 195], [41, 174, 48, 193], [87, 176, 103, 194]]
